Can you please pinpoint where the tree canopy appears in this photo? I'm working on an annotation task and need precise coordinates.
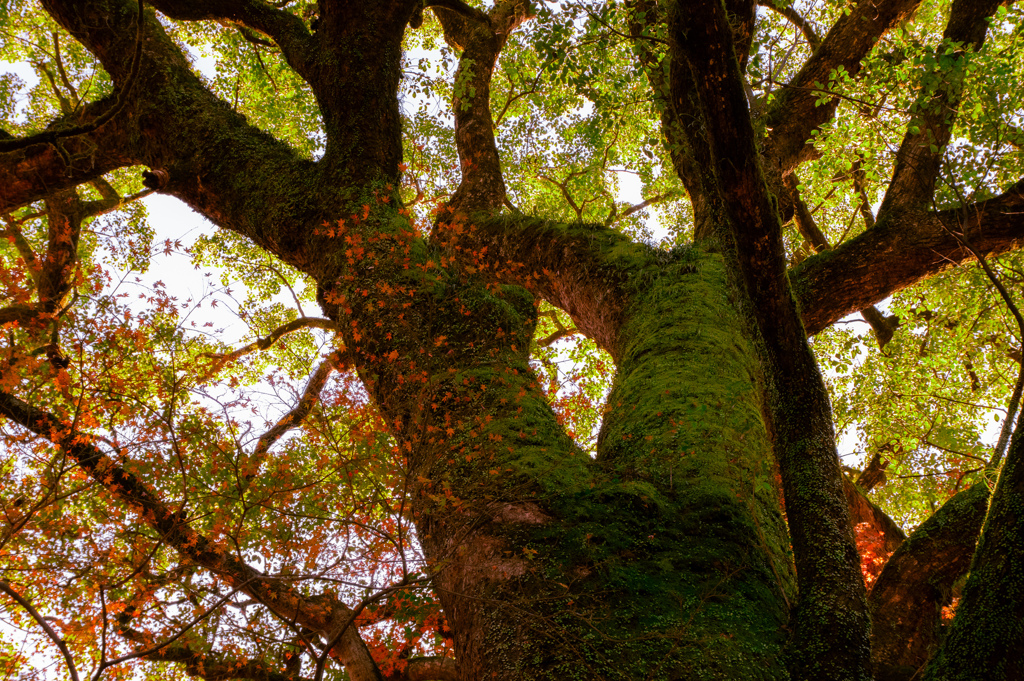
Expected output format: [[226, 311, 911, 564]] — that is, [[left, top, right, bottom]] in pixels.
[[1, 0, 1024, 679]]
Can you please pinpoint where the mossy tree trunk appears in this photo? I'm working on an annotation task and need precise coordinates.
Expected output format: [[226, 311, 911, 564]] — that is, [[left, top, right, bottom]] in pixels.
[[4, 0, 1024, 680]]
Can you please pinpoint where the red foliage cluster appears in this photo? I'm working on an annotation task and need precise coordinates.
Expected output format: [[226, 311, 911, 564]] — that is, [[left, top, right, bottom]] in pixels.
[[854, 521, 894, 589]]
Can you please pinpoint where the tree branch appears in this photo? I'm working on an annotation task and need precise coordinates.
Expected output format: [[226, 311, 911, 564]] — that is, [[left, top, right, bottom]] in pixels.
[[199, 317, 339, 380], [146, 0, 315, 83], [758, 0, 821, 52], [401, 656, 457, 681], [36, 0, 335, 280], [869, 483, 989, 679], [435, 214, 648, 360], [842, 475, 906, 555], [793, 178, 1024, 336], [0, 0, 144, 155], [140, 643, 311, 680], [0, 96, 138, 213], [606, 190, 681, 227], [671, 2, 871, 677], [249, 348, 348, 471], [433, 0, 533, 215], [877, 0, 1002, 216], [0, 389, 384, 681], [0, 580, 81, 681], [925, 391, 1024, 676], [785, 173, 899, 347], [762, 0, 923, 174]]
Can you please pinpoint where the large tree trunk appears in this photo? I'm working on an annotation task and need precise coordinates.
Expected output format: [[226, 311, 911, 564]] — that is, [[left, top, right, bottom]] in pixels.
[[339, 238, 797, 679]]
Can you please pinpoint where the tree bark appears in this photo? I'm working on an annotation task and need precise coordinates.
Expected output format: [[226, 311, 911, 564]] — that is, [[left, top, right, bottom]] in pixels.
[[870, 484, 989, 681]]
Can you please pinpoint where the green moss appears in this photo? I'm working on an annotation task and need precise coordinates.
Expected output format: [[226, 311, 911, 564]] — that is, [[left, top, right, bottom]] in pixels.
[[426, 251, 795, 679]]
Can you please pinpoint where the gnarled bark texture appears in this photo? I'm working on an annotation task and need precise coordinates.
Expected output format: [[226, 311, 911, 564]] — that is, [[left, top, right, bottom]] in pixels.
[[3, 0, 1024, 680]]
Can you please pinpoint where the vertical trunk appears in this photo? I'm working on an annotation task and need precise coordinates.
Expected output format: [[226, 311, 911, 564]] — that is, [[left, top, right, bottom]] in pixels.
[[313, 0, 415, 178]]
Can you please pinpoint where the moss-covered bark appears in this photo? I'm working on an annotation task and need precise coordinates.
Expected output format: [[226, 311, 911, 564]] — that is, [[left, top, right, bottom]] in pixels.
[[924, 416, 1024, 680], [341, 240, 794, 679]]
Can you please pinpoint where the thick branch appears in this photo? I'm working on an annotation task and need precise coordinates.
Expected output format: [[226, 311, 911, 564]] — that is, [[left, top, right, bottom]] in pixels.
[[38, 189, 84, 311], [762, 0, 923, 174], [869, 484, 989, 681], [0, 389, 384, 681], [142, 643, 310, 681], [878, 0, 1002, 216], [843, 475, 906, 555], [794, 178, 1024, 336], [436, 214, 649, 360], [785, 173, 898, 347], [433, 0, 533, 214], [308, 0, 415, 173], [0, 97, 137, 213], [0, 0, 144, 155], [925, 399, 1024, 679], [400, 656, 457, 681], [147, 0, 315, 83], [36, 0, 342, 281]]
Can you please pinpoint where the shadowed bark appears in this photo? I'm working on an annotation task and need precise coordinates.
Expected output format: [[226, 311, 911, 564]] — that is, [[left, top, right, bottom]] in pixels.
[[869, 485, 989, 681], [924, 414, 1024, 680], [843, 476, 906, 555]]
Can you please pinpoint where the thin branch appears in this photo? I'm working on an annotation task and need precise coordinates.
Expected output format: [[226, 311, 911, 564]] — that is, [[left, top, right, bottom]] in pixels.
[[606, 190, 681, 227], [758, 1, 821, 52], [93, 580, 257, 677], [249, 348, 348, 469], [0, 579, 81, 681], [535, 310, 579, 348], [312, 576, 430, 681], [537, 174, 583, 220], [2, 213, 42, 283], [0, 389, 383, 681], [943, 235, 1024, 469], [52, 31, 80, 107], [199, 317, 339, 380]]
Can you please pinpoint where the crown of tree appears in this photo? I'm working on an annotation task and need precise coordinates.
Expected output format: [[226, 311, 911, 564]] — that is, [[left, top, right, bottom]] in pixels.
[[1, 1, 1023, 680]]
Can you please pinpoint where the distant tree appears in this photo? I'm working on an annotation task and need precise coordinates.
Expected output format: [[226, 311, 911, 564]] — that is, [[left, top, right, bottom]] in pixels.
[[1, 0, 1023, 679]]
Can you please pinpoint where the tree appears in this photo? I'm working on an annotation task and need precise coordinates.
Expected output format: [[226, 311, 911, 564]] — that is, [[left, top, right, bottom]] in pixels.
[[1, 0, 1024, 678]]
